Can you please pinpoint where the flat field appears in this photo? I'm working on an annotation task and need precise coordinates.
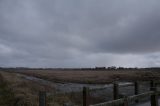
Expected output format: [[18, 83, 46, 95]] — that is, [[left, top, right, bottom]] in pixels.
[[1, 69, 160, 106], [11, 69, 160, 84]]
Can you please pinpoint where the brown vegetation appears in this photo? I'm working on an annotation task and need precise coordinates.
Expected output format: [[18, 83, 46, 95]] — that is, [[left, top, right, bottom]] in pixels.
[[0, 69, 160, 106], [0, 71, 54, 106], [0, 71, 84, 106], [12, 69, 160, 84]]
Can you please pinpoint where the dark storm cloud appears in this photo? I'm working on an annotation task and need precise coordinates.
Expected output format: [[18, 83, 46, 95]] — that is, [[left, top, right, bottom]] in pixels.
[[0, 0, 160, 67]]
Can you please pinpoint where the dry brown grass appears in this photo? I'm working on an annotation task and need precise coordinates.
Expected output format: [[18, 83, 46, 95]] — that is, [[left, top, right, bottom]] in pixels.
[[1, 69, 159, 106], [13, 69, 160, 84], [0, 71, 56, 106], [0, 71, 82, 106]]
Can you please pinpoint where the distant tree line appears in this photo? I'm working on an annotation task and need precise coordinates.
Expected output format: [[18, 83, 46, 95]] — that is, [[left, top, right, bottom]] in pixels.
[[0, 66, 160, 71]]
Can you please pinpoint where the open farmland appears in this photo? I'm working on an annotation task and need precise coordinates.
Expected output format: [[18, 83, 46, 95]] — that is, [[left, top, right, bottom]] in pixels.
[[8, 69, 160, 84]]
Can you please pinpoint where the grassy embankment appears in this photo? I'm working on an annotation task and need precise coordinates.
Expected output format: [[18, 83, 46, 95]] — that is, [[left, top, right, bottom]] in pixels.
[[0, 71, 47, 106], [0, 73, 15, 106], [0, 71, 83, 106]]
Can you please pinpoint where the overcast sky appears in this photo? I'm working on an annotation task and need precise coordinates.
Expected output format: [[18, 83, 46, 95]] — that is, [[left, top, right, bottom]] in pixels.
[[0, 0, 160, 68]]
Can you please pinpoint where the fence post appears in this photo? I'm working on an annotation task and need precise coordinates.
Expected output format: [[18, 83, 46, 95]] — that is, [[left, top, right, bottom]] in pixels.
[[150, 81, 158, 106], [83, 87, 89, 106], [123, 96, 128, 106], [134, 82, 139, 103], [113, 82, 119, 100], [39, 91, 46, 106]]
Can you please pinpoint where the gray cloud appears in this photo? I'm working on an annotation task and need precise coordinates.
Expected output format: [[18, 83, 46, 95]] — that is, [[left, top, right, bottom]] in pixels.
[[0, 0, 160, 68]]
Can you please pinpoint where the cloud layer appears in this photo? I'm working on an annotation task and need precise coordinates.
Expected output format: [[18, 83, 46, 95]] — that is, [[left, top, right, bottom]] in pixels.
[[0, 0, 160, 68]]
